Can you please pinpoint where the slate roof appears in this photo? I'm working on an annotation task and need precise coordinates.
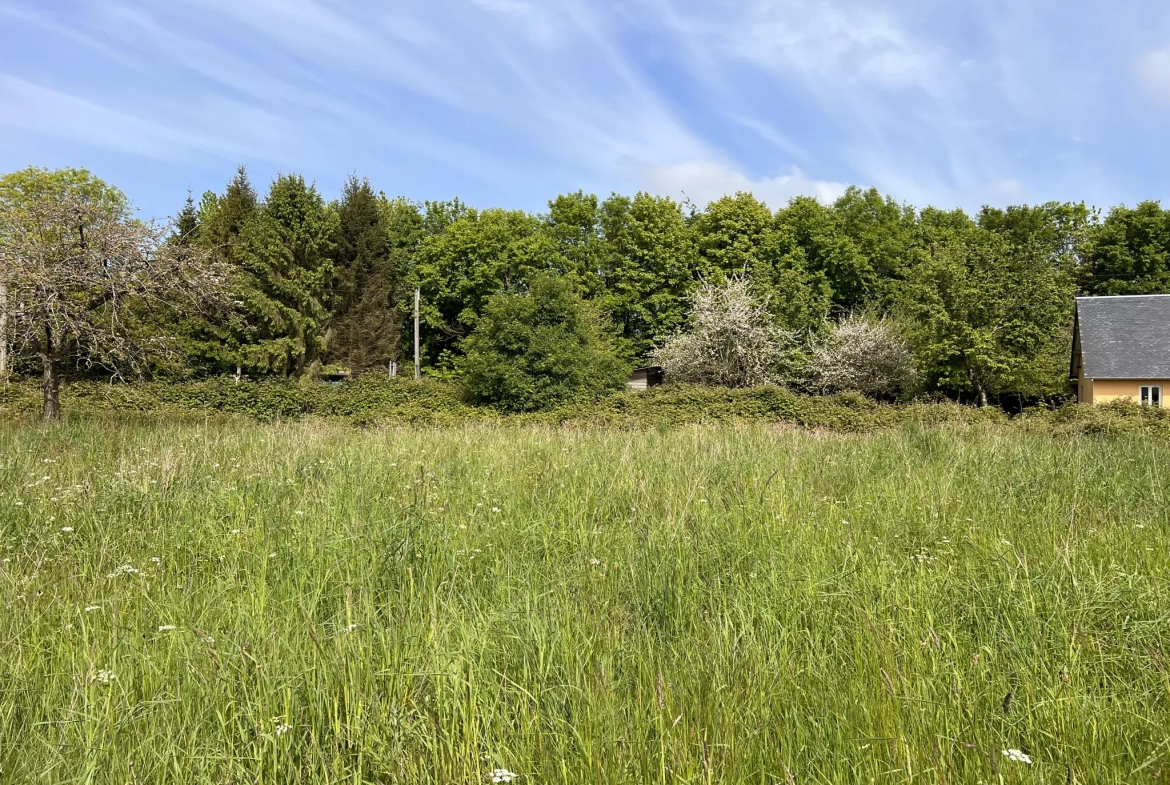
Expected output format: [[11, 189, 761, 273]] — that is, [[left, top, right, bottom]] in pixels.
[[1075, 295, 1170, 379]]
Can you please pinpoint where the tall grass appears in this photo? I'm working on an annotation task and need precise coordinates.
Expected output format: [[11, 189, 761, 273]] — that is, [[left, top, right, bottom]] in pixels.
[[1, 421, 1167, 783]]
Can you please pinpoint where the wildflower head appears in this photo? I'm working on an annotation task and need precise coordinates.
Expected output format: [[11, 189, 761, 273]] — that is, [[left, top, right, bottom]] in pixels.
[[157, 625, 177, 632], [60, 526, 74, 533], [1002, 749, 1032, 764], [489, 769, 518, 783], [106, 565, 140, 579], [91, 669, 115, 684]]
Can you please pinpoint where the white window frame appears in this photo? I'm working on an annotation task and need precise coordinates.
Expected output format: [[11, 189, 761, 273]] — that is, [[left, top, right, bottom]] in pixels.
[[1140, 385, 1163, 408]]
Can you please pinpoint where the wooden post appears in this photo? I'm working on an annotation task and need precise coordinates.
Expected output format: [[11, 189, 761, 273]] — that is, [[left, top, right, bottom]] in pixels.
[[413, 287, 420, 380]]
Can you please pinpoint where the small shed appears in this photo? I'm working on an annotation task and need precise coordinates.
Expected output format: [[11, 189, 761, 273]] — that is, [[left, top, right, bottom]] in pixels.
[[320, 370, 351, 386], [627, 366, 664, 391], [1072, 295, 1170, 406]]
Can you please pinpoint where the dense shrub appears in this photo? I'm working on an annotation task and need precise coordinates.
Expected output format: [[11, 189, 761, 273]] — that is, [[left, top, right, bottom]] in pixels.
[[457, 275, 631, 411]]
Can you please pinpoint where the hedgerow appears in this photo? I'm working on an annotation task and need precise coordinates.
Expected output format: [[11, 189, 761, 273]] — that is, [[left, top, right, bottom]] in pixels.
[[4, 377, 1169, 434]]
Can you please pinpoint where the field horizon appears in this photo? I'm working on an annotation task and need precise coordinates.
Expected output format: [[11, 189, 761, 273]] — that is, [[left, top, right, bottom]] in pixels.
[[2, 420, 1167, 784]]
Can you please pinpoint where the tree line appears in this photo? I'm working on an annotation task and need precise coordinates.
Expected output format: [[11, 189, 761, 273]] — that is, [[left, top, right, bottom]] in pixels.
[[3, 165, 1170, 415]]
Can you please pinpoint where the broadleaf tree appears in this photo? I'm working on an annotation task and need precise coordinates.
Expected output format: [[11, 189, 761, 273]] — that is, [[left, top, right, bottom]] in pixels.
[[0, 167, 229, 419]]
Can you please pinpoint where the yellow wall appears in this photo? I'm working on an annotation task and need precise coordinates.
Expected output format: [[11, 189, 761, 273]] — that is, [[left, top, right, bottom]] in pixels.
[[1085, 378, 1170, 405]]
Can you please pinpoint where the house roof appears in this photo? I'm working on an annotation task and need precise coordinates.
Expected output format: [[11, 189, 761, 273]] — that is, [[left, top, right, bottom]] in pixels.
[[1076, 295, 1170, 379]]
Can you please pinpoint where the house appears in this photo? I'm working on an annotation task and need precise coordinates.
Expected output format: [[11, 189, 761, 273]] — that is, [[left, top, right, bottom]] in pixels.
[[627, 366, 664, 391], [1072, 295, 1170, 406]]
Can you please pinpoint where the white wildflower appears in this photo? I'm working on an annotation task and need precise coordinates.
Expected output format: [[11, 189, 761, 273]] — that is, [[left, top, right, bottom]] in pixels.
[[60, 526, 74, 533], [157, 625, 177, 632], [294, 510, 304, 516], [106, 564, 140, 578], [268, 553, 277, 559], [491, 507, 501, 513], [274, 721, 292, 736], [149, 557, 161, 563], [589, 558, 601, 566], [1002, 749, 1032, 764], [201, 636, 215, 644], [84, 605, 100, 612], [341, 624, 358, 635], [489, 769, 518, 783], [92, 669, 115, 684], [230, 529, 242, 535]]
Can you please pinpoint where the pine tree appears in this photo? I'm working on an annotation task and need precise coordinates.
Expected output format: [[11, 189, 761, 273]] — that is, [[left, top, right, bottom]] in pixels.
[[175, 190, 199, 246], [328, 176, 420, 374], [234, 174, 338, 376], [187, 166, 261, 375]]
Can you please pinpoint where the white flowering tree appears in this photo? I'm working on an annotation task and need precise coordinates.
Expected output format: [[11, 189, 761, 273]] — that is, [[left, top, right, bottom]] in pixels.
[[650, 276, 798, 388], [807, 315, 918, 397]]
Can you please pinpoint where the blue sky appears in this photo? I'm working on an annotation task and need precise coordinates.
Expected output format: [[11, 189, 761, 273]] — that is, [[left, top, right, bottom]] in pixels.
[[2, 0, 1169, 221]]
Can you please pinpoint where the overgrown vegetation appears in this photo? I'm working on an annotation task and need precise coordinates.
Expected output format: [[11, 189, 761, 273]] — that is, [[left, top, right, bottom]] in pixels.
[[7, 166, 1170, 418], [1, 421, 1168, 783]]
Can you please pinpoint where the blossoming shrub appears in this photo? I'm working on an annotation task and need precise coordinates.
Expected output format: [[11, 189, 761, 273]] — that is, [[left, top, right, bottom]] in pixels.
[[650, 277, 801, 388], [807, 315, 918, 397]]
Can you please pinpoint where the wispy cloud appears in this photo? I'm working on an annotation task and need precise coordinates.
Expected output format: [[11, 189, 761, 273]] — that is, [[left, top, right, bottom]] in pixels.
[[0, 0, 1167, 218]]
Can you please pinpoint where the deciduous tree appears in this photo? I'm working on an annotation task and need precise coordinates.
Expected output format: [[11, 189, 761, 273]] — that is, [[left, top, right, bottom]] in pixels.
[[0, 167, 228, 419]]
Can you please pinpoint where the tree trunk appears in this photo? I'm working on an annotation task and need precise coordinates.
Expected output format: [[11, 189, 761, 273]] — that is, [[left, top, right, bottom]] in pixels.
[[0, 281, 8, 378], [42, 354, 61, 421]]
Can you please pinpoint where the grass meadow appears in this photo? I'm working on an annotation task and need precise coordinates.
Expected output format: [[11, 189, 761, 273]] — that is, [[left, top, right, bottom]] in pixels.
[[1, 420, 1168, 784]]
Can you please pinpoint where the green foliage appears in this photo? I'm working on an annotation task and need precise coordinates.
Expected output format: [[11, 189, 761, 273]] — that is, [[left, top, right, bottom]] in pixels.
[[328, 177, 421, 373], [16, 162, 1170, 407], [900, 227, 1075, 402], [0, 166, 129, 223], [1082, 201, 1170, 294], [0, 377, 1012, 431], [233, 173, 338, 376], [412, 207, 563, 365], [774, 195, 873, 312], [597, 192, 700, 356], [458, 275, 632, 411]]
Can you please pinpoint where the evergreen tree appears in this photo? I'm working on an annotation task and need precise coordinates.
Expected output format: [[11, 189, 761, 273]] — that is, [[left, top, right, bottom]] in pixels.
[[328, 176, 410, 373], [175, 167, 262, 374], [175, 190, 199, 247], [234, 174, 338, 376]]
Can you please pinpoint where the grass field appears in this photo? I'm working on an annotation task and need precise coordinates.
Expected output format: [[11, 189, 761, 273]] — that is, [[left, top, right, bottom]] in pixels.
[[1, 421, 1168, 784]]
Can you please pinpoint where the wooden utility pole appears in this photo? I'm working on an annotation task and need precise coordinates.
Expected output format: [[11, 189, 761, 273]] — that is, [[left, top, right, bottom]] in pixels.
[[413, 287, 420, 380]]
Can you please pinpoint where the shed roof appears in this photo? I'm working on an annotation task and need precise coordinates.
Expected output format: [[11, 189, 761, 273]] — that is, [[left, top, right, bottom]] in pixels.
[[1076, 295, 1170, 379]]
